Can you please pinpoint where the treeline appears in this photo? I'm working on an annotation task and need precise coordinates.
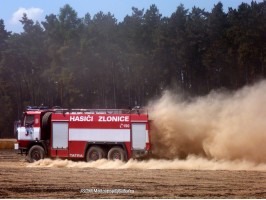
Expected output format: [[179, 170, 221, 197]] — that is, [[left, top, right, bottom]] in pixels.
[[0, 1, 265, 137]]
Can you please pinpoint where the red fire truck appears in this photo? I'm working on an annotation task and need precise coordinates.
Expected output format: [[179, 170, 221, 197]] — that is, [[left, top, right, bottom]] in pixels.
[[14, 107, 151, 163]]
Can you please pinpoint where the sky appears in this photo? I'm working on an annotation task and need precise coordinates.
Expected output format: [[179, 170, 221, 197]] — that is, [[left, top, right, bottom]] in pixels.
[[0, 0, 262, 33]]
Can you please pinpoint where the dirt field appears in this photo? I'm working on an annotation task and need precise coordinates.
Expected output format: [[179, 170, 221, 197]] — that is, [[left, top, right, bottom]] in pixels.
[[0, 149, 265, 199]]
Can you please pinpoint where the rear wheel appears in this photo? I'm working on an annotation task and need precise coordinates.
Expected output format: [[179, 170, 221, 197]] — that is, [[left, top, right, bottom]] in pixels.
[[86, 146, 106, 162], [107, 146, 126, 161], [27, 145, 45, 163]]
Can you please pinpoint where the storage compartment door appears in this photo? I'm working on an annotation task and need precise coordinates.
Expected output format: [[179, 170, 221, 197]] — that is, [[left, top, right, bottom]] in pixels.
[[52, 122, 68, 149], [131, 123, 146, 150]]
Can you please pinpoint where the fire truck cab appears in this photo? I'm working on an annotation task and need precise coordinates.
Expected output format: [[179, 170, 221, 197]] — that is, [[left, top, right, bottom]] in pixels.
[[15, 107, 151, 163]]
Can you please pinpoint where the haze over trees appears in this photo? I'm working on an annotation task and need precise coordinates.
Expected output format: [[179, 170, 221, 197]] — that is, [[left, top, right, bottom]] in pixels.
[[0, 1, 265, 137]]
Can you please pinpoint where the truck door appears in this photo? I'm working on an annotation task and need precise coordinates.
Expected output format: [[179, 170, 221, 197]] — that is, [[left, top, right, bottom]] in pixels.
[[131, 123, 146, 150], [18, 115, 40, 141], [52, 122, 69, 157]]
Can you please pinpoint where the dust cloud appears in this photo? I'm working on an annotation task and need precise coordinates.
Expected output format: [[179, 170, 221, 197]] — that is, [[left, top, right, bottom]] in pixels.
[[149, 80, 266, 164], [28, 156, 266, 171], [29, 81, 266, 171]]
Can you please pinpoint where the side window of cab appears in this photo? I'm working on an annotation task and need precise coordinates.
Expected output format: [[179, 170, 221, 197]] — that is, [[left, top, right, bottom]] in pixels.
[[25, 115, 35, 127]]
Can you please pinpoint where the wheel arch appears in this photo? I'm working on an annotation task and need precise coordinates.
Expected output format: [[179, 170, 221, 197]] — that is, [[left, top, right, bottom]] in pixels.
[[27, 141, 48, 155]]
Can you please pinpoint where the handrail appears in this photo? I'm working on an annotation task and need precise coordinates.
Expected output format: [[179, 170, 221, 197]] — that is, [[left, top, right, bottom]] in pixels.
[[26, 107, 148, 114]]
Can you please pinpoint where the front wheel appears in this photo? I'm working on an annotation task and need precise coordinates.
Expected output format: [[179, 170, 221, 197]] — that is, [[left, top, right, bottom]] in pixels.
[[107, 146, 127, 161], [27, 145, 45, 163]]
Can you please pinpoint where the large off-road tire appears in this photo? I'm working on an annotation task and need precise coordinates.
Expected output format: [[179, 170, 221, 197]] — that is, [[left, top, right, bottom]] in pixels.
[[27, 145, 45, 163], [107, 146, 127, 161], [42, 112, 52, 129], [41, 112, 52, 139], [86, 146, 106, 162]]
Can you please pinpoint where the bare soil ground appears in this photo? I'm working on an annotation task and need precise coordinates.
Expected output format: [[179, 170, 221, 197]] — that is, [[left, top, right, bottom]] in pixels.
[[0, 149, 265, 199]]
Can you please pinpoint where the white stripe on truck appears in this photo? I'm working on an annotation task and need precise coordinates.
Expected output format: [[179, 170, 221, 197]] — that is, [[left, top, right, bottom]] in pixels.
[[69, 128, 130, 142]]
